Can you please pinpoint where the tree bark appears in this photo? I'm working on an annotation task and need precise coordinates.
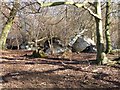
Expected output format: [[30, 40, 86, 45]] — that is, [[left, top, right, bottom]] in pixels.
[[105, 0, 112, 54], [0, 0, 19, 50], [118, 4, 120, 50], [94, 1, 108, 64]]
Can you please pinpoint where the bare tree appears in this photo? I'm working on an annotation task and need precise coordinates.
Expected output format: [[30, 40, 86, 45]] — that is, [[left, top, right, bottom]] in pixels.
[[105, 0, 112, 54], [37, 0, 109, 64], [94, 1, 108, 64], [0, 0, 20, 50]]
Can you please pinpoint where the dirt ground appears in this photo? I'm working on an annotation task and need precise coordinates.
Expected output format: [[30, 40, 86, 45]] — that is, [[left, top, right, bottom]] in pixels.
[[0, 50, 120, 89]]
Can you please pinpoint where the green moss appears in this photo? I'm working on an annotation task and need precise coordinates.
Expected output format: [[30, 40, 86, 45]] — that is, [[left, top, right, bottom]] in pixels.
[[31, 50, 47, 58]]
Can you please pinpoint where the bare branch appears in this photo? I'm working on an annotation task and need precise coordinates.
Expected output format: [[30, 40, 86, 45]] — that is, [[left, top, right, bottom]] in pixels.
[[37, 37, 47, 42], [37, 1, 86, 8], [88, 2, 95, 7], [37, 0, 101, 20], [4, 3, 12, 11], [49, 17, 64, 25], [28, 37, 47, 44], [20, 2, 37, 10], [83, 6, 102, 20], [0, 11, 9, 18]]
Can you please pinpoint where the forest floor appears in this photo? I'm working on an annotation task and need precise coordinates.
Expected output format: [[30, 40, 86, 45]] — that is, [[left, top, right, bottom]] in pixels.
[[0, 50, 120, 89]]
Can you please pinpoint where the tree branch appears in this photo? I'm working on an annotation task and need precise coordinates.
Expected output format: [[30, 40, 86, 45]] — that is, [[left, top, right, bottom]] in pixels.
[[37, 0, 101, 20], [83, 6, 102, 20], [0, 11, 9, 18], [20, 2, 37, 10], [88, 2, 95, 7], [37, 1, 85, 8]]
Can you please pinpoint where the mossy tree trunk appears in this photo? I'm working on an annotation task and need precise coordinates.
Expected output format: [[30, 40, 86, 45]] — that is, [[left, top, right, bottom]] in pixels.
[[0, 0, 19, 50], [105, 0, 112, 54], [94, 1, 108, 64]]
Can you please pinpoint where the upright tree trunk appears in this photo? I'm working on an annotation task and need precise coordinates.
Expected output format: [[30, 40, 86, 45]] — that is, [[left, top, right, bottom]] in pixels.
[[105, 0, 112, 54], [94, 1, 108, 64], [118, 4, 120, 49], [0, 0, 19, 50]]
